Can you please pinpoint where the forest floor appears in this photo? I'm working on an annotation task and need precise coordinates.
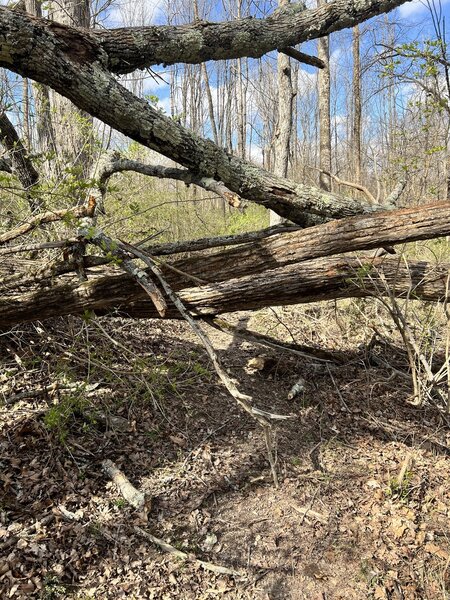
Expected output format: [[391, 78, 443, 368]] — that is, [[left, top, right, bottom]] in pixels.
[[1, 305, 450, 599]]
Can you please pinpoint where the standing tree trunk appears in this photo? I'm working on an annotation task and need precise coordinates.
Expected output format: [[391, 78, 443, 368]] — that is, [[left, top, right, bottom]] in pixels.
[[270, 0, 295, 225], [352, 24, 362, 186], [193, 0, 219, 145], [317, 0, 332, 191], [22, 78, 30, 149], [24, 0, 58, 178], [48, 0, 93, 176]]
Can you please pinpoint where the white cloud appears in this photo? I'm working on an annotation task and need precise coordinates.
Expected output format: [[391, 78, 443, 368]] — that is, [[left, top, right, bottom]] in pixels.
[[143, 75, 170, 96], [247, 143, 264, 165], [398, 0, 450, 18], [156, 95, 172, 116], [398, 0, 426, 17]]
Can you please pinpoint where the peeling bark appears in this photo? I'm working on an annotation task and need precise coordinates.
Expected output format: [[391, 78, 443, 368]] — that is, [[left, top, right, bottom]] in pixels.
[[5, 200, 450, 287], [3, 201, 450, 327]]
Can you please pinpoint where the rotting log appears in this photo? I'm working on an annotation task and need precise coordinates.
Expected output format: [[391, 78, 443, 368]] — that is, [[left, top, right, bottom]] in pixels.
[[1, 256, 448, 327], [167, 201, 450, 280]]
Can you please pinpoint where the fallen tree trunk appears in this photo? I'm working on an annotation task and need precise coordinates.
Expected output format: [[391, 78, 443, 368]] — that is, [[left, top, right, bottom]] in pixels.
[[5, 200, 450, 289], [2, 201, 450, 327], [1, 256, 448, 327], [169, 201, 450, 279]]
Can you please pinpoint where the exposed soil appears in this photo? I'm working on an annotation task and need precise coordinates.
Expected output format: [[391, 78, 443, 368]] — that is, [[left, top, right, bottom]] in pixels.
[[1, 307, 450, 599]]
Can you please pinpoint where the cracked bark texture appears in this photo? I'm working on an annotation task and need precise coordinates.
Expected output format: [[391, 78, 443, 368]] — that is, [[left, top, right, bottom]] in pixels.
[[318, 0, 332, 192], [3, 201, 450, 326], [23, 0, 58, 178], [1, 255, 448, 326]]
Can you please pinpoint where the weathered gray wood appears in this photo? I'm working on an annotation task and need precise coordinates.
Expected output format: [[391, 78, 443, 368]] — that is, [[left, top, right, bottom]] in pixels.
[[97, 152, 242, 209], [0, 204, 94, 245], [78, 226, 167, 317]]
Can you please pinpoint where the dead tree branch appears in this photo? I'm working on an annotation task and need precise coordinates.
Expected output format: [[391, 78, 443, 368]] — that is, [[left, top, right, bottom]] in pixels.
[[88, 0, 409, 72], [279, 47, 325, 68], [0, 204, 95, 245], [102, 459, 146, 510], [0, 110, 41, 212], [97, 152, 244, 210]]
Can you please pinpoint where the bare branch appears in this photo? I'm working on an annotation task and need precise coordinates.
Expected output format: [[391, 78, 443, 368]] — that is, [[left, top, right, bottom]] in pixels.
[[0, 204, 95, 245], [312, 165, 377, 203], [385, 177, 407, 206], [78, 226, 167, 317], [97, 152, 244, 209], [0, 7, 396, 225], [280, 47, 325, 69], [89, 0, 410, 73], [144, 224, 301, 256]]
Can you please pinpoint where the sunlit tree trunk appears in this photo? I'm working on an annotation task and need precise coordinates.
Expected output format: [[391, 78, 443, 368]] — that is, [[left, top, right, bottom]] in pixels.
[[48, 0, 93, 176], [317, 0, 332, 191], [24, 0, 58, 177], [352, 25, 362, 185], [270, 0, 295, 225]]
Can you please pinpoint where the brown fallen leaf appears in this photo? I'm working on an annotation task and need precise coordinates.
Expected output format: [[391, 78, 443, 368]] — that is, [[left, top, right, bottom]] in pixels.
[[169, 435, 187, 448], [424, 542, 450, 561]]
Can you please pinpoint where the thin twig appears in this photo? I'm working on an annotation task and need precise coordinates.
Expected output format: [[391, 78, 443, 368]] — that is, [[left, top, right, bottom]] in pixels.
[[134, 526, 243, 578]]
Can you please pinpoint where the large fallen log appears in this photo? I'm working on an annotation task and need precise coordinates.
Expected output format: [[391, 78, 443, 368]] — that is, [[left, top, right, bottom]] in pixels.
[[171, 201, 450, 280], [2, 201, 450, 327], [1, 256, 448, 327], [4, 200, 450, 290]]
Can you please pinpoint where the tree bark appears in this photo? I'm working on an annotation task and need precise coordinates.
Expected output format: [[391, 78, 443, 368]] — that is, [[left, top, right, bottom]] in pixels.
[[23, 0, 58, 178], [48, 0, 93, 174], [0, 110, 40, 212], [352, 24, 362, 185], [3, 201, 450, 326], [4, 199, 450, 282], [270, 0, 294, 226], [1, 255, 448, 327], [317, 0, 332, 192], [86, 0, 410, 73]]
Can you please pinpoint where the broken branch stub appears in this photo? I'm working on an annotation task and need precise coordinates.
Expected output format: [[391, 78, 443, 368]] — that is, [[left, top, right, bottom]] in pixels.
[[102, 459, 146, 511]]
